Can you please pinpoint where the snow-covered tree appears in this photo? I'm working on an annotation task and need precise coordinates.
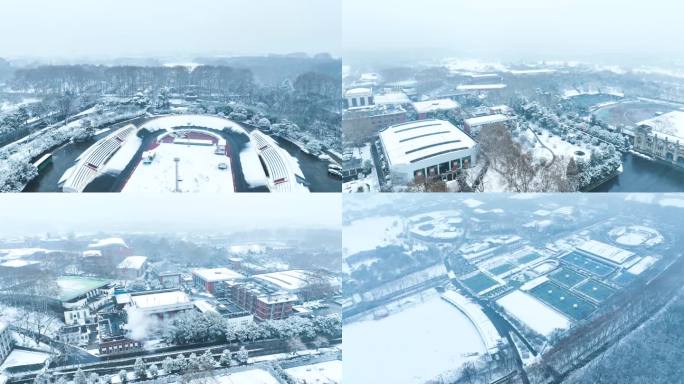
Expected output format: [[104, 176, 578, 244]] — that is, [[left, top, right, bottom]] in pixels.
[[235, 346, 248, 365], [88, 372, 100, 384], [219, 349, 232, 367], [118, 370, 127, 384], [148, 364, 158, 378], [162, 356, 175, 374], [199, 349, 215, 370], [133, 358, 146, 379], [74, 368, 87, 384]]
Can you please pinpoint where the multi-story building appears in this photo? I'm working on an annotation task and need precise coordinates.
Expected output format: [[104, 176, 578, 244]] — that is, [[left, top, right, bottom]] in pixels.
[[192, 267, 244, 295], [344, 88, 374, 109], [127, 290, 194, 319], [230, 281, 297, 321], [463, 114, 513, 137], [634, 111, 684, 168], [342, 104, 408, 145], [116, 256, 147, 280]]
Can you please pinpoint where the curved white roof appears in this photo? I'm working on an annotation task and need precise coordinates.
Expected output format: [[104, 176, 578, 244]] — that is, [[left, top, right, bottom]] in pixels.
[[380, 119, 476, 166], [345, 88, 372, 97], [464, 114, 511, 127]]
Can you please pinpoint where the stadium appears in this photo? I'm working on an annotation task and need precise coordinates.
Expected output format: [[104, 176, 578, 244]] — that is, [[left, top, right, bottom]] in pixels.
[[49, 114, 334, 193], [378, 119, 479, 184]]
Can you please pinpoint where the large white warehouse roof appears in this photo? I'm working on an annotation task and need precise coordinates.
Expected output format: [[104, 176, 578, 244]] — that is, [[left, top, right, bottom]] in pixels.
[[380, 119, 476, 167]]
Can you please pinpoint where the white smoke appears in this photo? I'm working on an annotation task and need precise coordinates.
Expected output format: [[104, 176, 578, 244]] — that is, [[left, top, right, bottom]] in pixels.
[[124, 307, 160, 341]]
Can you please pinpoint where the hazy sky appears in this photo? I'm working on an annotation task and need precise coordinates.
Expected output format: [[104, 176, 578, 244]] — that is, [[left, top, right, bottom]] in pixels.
[[0, 194, 341, 236], [343, 0, 684, 64], [0, 0, 341, 59]]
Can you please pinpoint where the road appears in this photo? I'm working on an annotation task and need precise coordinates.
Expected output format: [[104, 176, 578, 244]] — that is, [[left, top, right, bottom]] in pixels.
[[8, 337, 341, 384]]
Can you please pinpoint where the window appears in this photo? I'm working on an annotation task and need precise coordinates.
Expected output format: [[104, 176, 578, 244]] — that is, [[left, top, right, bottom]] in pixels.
[[352, 98, 358, 107], [360, 98, 366, 106], [462, 156, 471, 169], [451, 159, 461, 170], [439, 162, 450, 174]]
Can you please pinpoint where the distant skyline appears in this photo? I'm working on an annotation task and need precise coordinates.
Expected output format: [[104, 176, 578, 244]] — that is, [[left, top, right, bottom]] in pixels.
[[0, 0, 341, 60], [343, 0, 684, 67], [0, 194, 341, 236]]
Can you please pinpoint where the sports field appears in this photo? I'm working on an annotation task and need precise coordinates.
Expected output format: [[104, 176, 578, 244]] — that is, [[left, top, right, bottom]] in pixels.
[[461, 272, 499, 294], [529, 280, 595, 321], [488, 262, 516, 276], [561, 251, 615, 277], [575, 279, 616, 303], [517, 252, 543, 265], [549, 266, 587, 288]]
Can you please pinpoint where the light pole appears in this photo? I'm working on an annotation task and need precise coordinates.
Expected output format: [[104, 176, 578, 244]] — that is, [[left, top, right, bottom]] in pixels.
[[174, 157, 181, 192]]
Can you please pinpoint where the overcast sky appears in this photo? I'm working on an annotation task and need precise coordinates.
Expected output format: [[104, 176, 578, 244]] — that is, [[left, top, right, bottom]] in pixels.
[[343, 0, 684, 65], [0, 0, 341, 59], [0, 194, 340, 236]]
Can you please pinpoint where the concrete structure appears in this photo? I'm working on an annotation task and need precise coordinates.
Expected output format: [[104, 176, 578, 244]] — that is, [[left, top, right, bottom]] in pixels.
[[253, 270, 340, 301], [0, 321, 11, 365], [412, 99, 459, 119], [344, 88, 374, 109], [159, 272, 182, 289], [576, 240, 635, 266], [464, 114, 512, 136], [634, 111, 684, 168], [128, 290, 193, 319], [116, 256, 147, 279], [57, 276, 111, 325], [192, 268, 244, 295], [379, 119, 479, 184], [374, 92, 410, 107], [342, 105, 407, 145]]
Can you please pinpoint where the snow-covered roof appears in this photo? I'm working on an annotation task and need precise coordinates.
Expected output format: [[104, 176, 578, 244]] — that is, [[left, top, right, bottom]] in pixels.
[[380, 119, 477, 167], [0, 259, 40, 268], [250, 131, 309, 193], [412, 99, 460, 114], [457, 83, 507, 91], [82, 250, 102, 258], [496, 290, 570, 337], [117, 256, 147, 270], [88, 237, 128, 249], [193, 300, 218, 314], [509, 69, 556, 75], [131, 290, 190, 309], [0, 321, 7, 334], [442, 291, 501, 352], [374, 92, 410, 105], [192, 267, 244, 282], [464, 114, 511, 127], [253, 270, 317, 291], [637, 111, 684, 141], [284, 360, 342, 384], [344, 87, 372, 97], [576, 240, 635, 265], [57, 276, 110, 302]]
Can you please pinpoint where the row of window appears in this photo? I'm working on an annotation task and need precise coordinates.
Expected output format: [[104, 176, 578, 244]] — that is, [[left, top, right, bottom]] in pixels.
[[413, 157, 472, 179]]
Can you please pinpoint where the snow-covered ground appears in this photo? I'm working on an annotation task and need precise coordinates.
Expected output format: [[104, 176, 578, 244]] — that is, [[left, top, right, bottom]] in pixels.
[[140, 114, 247, 135], [627, 256, 658, 275], [122, 142, 234, 193], [344, 291, 485, 384], [496, 290, 570, 337], [0, 349, 51, 370], [342, 216, 403, 258], [285, 360, 341, 384], [239, 142, 268, 188]]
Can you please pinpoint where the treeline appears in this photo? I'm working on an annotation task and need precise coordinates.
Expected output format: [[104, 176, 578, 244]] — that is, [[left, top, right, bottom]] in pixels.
[[10, 65, 256, 96], [161, 310, 341, 346]]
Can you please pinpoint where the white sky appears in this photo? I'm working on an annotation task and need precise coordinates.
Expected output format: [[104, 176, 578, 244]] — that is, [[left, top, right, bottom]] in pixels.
[[0, 194, 341, 236], [343, 0, 684, 64], [0, 0, 341, 59]]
